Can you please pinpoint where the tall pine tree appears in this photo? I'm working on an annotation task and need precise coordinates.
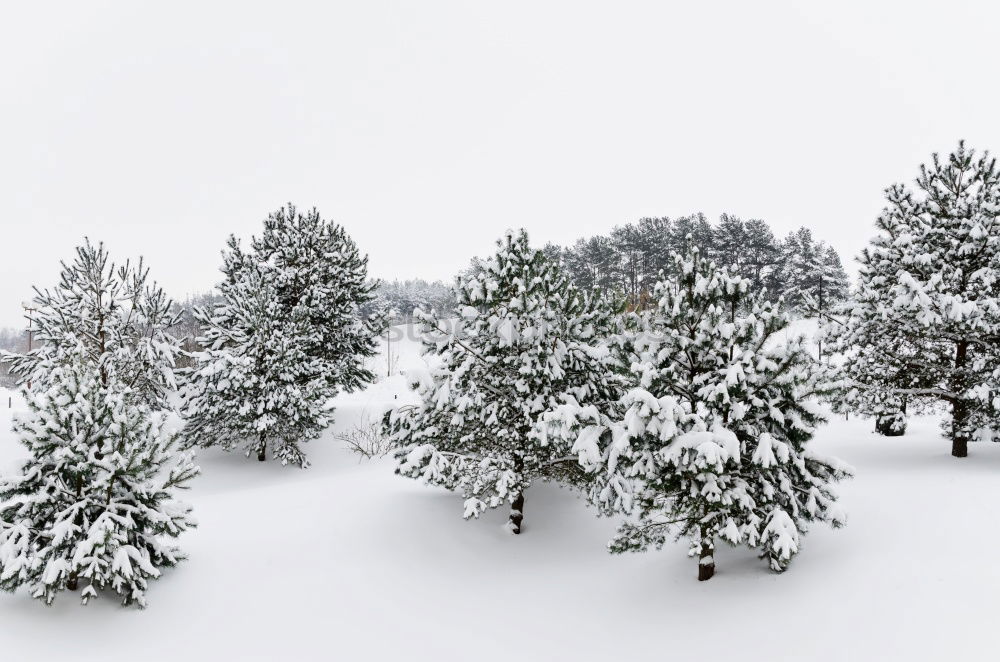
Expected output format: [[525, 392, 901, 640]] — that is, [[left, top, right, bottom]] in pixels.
[[247, 204, 380, 393], [386, 230, 625, 533], [826, 143, 1000, 456], [0, 241, 197, 607], [180, 263, 333, 466], [547, 248, 851, 579], [182, 205, 379, 466]]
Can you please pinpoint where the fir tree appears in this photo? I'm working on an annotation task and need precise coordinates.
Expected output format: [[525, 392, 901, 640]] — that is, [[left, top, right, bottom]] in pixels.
[[825, 143, 1000, 456], [0, 345, 198, 607], [385, 229, 625, 534], [3, 240, 181, 410], [546, 248, 851, 580]]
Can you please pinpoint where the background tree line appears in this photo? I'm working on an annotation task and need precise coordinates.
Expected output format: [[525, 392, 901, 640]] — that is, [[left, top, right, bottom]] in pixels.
[[0, 213, 851, 376], [545, 213, 850, 313]]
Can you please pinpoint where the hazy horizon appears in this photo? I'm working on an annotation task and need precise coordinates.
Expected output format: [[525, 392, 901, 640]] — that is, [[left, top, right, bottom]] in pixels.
[[3, 1, 999, 328]]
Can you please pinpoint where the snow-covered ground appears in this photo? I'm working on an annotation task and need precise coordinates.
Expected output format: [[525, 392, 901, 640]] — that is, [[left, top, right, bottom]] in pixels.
[[0, 324, 997, 661]]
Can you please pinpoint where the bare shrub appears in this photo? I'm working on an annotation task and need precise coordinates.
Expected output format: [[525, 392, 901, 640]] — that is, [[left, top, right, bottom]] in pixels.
[[336, 419, 396, 460]]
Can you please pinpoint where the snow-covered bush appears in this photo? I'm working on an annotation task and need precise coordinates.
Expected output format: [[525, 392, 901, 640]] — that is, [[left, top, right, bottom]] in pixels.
[[0, 346, 198, 607], [384, 229, 625, 533], [825, 142, 1000, 456], [546, 248, 851, 579], [181, 204, 381, 466]]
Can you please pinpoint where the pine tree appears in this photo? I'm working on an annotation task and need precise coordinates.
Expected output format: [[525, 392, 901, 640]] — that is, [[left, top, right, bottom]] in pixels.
[[541, 242, 564, 266], [669, 213, 716, 263], [611, 223, 645, 307], [367, 278, 461, 322], [810, 244, 850, 315], [181, 204, 381, 466], [823, 263, 925, 438], [825, 143, 1000, 456], [713, 214, 750, 281], [780, 229, 850, 326], [385, 229, 625, 534], [742, 218, 783, 298], [3, 240, 181, 410], [546, 248, 851, 580], [636, 216, 673, 300], [0, 344, 198, 607], [247, 204, 381, 393], [780, 228, 818, 311], [181, 249, 334, 467], [824, 298, 923, 437]]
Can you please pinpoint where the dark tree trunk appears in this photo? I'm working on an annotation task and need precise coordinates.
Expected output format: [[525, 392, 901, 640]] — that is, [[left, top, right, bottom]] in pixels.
[[257, 436, 267, 462], [951, 341, 969, 458], [952, 434, 968, 458], [951, 399, 969, 457], [508, 491, 524, 535], [697, 539, 715, 581], [67, 573, 79, 591]]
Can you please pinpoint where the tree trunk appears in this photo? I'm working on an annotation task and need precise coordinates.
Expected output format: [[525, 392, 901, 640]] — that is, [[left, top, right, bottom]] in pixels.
[[951, 341, 969, 458], [817, 280, 824, 362], [508, 491, 524, 535], [67, 572, 79, 591], [697, 539, 715, 581], [257, 436, 267, 462], [951, 395, 970, 457], [952, 434, 968, 458]]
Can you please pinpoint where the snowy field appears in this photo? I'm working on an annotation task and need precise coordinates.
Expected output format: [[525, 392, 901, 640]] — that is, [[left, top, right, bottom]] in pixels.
[[0, 325, 997, 661]]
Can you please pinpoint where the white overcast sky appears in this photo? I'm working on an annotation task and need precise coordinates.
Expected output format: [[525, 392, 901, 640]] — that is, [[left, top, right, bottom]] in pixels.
[[2, 1, 998, 328]]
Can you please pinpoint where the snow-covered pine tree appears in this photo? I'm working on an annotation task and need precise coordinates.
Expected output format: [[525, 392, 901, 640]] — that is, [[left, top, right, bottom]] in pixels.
[[180, 250, 334, 467], [669, 213, 716, 263], [812, 244, 851, 317], [636, 216, 673, 301], [825, 143, 1000, 456], [824, 320, 919, 437], [713, 214, 750, 281], [246, 204, 381, 393], [779, 228, 816, 310], [0, 344, 198, 607], [743, 218, 783, 298], [780, 228, 850, 318], [546, 247, 851, 580], [361, 279, 458, 322], [385, 229, 625, 534], [3, 239, 181, 410], [823, 285, 928, 438]]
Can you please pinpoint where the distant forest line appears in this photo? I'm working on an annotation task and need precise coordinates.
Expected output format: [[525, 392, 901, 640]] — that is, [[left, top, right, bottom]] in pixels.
[[0, 213, 849, 385]]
